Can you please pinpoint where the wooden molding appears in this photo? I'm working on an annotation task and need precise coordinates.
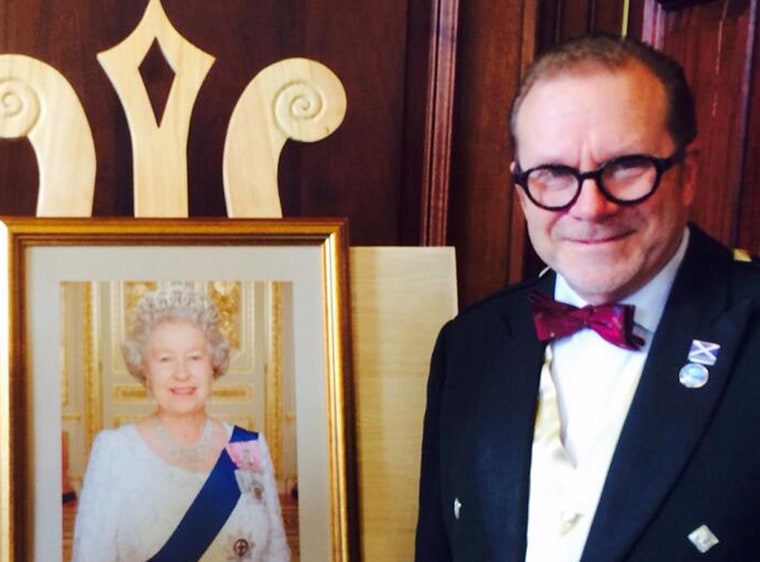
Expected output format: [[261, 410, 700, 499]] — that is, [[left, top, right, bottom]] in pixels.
[[419, 0, 460, 246]]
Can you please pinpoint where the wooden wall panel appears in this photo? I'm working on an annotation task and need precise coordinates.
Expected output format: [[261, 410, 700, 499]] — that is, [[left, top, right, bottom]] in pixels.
[[535, 0, 625, 53], [447, 0, 531, 306], [2, 0, 756, 307], [400, 0, 460, 246], [638, 0, 759, 251], [0, 0, 453, 248], [560, 0, 592, 37], [0, 139, 37, 214], [592, 1, 628, 34], [737, 2, 760, 255], [535, 0, 560, 58]]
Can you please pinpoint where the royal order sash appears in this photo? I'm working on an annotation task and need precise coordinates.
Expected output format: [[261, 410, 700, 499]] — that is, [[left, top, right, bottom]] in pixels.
[[148, 425, 258, 562]]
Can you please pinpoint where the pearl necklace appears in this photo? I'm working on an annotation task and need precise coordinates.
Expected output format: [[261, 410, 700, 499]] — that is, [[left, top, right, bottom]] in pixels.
[[155, 417, 213, 470]]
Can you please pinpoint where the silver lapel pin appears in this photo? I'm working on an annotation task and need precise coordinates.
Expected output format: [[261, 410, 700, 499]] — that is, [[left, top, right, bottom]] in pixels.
[[679, 363, 709, 388], [688, 339, 720, 366], [688, 524, 719, 554], [680, 339, 721, 389]]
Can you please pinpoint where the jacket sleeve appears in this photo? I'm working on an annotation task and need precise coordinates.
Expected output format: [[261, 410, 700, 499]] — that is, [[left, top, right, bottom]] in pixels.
[[415, 323, 453, 562]]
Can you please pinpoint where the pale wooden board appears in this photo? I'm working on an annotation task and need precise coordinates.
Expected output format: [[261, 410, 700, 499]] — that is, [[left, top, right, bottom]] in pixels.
[[350, 247, 458, 561]]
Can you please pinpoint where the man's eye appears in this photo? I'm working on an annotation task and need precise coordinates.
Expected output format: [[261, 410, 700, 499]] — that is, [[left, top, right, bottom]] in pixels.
[[606, 156, 652, 176], [534, 167, 569, 179], [530, 167, 576, 188], [613, 154, 650, 166]]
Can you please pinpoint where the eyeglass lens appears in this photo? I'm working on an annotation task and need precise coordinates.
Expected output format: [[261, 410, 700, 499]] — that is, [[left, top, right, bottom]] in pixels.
[[525, 155, 661, 209]]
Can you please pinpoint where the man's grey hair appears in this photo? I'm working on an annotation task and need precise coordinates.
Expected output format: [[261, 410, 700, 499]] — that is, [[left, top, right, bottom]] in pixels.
[[509, 34, 697, 155]]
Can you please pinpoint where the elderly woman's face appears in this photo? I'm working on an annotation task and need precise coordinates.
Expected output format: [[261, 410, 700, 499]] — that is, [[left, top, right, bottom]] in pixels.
[[143, 318, 214, 416]]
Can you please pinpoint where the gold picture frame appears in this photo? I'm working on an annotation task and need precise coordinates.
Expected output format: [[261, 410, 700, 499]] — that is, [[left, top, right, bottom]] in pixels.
[[0, 217, 357, 562]]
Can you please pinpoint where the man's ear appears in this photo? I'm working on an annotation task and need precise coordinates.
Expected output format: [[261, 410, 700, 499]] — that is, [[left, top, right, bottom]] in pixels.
[[510, 161, 529, 212]]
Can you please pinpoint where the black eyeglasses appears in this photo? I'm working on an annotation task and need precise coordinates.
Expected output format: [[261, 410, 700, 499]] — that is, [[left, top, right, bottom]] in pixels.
[[512, 148, 685, 211]]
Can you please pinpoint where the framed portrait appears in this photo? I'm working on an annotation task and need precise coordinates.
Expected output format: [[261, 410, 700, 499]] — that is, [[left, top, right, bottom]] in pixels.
[[0, 217, 357, 562]]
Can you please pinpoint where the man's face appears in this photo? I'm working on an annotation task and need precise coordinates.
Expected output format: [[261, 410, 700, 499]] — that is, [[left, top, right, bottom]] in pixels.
[[512, 62, 696, 304]]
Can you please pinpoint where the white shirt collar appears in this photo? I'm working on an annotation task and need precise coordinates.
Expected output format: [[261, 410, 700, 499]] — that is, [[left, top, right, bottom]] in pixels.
[[554, 228, 690, 334]]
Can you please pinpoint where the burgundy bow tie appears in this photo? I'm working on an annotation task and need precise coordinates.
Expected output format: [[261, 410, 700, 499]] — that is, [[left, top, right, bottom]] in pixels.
[[528, 290, 644, 350]]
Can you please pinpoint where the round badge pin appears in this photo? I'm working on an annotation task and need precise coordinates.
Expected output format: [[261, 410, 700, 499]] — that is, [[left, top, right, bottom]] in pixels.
[[679, 363, 709, 389]]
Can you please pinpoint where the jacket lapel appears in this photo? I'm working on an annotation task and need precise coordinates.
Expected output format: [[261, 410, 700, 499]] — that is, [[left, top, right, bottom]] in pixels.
[[475, 275, 551, 561], [582, 227, 757, 561]]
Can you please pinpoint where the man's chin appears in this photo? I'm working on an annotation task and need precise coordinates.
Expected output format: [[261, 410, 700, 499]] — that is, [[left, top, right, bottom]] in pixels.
[[560, 269, 637, 304]]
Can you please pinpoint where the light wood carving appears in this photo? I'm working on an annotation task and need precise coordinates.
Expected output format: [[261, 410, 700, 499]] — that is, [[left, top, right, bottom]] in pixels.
[[97, 0, 215, 217], [223, 57, 347, 218], [0, 54, 95, 216]]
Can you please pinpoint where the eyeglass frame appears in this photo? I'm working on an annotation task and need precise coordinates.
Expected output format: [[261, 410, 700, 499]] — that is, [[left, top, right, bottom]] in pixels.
[[512, 148, 686, 211]]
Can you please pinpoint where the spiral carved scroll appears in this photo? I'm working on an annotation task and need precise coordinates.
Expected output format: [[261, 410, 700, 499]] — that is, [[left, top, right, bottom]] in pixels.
[[223, 57, 347, 218], [274, 80, 330, 141], [0, 78, 41, 138], [0, 54, 95, 216]]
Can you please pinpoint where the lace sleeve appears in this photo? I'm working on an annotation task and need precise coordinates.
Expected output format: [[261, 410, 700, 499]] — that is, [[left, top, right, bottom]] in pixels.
[[259, 433, 291, 562], [71, 430, 122, 562]]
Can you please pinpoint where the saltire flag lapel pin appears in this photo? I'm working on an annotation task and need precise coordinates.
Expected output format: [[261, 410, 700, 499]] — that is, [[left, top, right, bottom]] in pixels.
[[679, 340, 720, 389]]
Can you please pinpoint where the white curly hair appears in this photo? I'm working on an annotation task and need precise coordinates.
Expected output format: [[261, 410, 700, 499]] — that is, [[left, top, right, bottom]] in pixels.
[[121, 286, 231, 382]]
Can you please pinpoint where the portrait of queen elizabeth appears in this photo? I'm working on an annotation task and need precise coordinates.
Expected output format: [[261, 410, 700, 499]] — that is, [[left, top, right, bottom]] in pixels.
[[71, 286, 291, 561]]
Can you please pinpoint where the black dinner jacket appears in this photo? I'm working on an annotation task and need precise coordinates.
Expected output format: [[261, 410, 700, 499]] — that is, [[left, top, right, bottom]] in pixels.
[[415, 224, 760, 561]]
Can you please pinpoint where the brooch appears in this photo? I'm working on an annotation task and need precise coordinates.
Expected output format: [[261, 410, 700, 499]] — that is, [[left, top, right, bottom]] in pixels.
[[226, 440, 266, 498]]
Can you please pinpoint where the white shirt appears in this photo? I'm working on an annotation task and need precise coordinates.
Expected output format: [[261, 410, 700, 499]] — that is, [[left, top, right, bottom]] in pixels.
[[525, 229, 689, 562]]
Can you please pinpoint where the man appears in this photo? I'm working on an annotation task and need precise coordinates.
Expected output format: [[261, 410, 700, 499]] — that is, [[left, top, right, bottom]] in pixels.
[[415, 34, 760, 561]]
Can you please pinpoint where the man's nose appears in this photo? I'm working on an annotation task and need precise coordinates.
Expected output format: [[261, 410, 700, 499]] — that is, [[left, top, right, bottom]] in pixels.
[[568, 177, 617, 218]]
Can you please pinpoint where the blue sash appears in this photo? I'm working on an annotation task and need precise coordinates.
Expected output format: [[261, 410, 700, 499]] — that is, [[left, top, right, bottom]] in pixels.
[[148, 425, 258, 562]]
